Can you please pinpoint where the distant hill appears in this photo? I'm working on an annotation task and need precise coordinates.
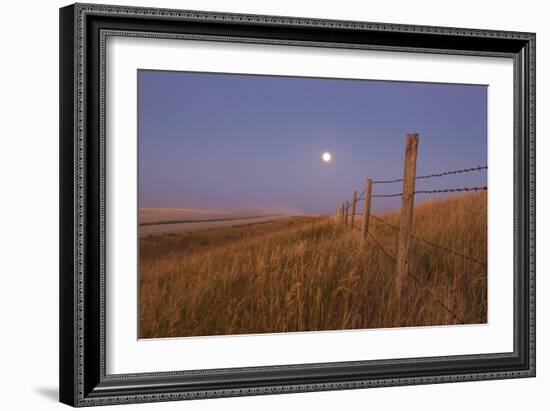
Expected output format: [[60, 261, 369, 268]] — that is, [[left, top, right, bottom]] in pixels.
[[139, 207, 303, 225]]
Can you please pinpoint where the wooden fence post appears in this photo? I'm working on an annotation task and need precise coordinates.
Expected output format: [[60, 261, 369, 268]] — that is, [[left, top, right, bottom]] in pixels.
[[344, 201, 349, 227], [341, 202, 346, 228], [361, 179, 373, 243], [350, 191, 357, 229], [395, 133, 419, 323]]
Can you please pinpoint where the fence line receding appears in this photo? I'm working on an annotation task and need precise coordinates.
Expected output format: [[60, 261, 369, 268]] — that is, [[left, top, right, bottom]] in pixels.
[[333, 133, 487, 324]]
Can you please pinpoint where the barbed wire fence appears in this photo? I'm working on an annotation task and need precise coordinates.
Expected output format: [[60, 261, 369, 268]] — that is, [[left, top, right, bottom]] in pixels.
[[335, 133, 487, 324]]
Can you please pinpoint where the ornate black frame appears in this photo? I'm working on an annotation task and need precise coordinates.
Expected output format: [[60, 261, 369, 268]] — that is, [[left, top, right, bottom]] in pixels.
[[59, 3, 535, 407]]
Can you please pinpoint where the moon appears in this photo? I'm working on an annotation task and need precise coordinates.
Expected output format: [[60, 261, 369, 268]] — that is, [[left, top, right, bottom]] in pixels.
[[322, 152, 332, 163]]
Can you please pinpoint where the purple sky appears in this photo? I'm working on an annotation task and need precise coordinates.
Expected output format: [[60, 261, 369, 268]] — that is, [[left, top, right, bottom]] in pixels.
[[138, 70, 487, 214]]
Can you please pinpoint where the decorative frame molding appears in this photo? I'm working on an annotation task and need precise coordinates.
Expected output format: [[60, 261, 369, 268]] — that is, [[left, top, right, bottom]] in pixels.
[[60, 3, 535, 407]]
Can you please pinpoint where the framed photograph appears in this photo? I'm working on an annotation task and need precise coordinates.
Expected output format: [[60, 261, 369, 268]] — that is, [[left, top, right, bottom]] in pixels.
[[59, 3, 535, 407]]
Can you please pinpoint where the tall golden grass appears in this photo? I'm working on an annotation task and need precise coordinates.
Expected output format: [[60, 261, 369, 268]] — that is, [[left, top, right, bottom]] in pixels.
[[139, 192, 487, 338]]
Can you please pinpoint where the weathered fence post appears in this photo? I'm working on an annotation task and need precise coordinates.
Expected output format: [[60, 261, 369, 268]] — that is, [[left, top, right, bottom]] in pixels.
[[361, 179, 373, 243], [351, 191, 357, 229], [341, 202, 346, 228], [395, 133, 419, 323], [344, 201, 350, 227]]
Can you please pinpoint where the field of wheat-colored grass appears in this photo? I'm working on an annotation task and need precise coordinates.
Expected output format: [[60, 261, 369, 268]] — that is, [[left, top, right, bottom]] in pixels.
[[139, 192, 487, 338]]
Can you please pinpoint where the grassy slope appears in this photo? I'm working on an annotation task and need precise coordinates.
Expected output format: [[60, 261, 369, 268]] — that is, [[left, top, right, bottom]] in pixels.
[[139, 192, 487, 338]]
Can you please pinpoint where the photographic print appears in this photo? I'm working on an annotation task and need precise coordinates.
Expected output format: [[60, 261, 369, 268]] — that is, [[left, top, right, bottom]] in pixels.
[[60, 6, 535, 405], [138, 70, 488, 339]]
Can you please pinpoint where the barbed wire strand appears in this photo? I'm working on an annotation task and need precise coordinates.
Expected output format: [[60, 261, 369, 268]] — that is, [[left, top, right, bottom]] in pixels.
[[373, 165, 487, 185], [415, 186, 487, 195], [369, 214, 399, 230], [368, 214, 487, 267], [411, 235, 487, 267], [408, 272, 464, 323], [417, 165, 487, 180], [367, 232, 397, 264], [371, 185, 487, 198], [371, 192, 403, 198]]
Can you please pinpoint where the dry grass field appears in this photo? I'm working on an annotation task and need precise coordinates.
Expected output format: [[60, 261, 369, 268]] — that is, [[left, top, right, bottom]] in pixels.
[[139, 208, 300, 236], [139, 192, 487, 338]]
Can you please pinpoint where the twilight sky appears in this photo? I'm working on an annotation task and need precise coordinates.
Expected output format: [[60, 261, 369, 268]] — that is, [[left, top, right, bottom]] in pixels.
[[138, 70, 487, 214]]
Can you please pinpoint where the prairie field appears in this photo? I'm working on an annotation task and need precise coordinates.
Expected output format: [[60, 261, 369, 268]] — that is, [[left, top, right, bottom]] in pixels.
[[139, 192, 487, 338], [139, 207, 300, 236]]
